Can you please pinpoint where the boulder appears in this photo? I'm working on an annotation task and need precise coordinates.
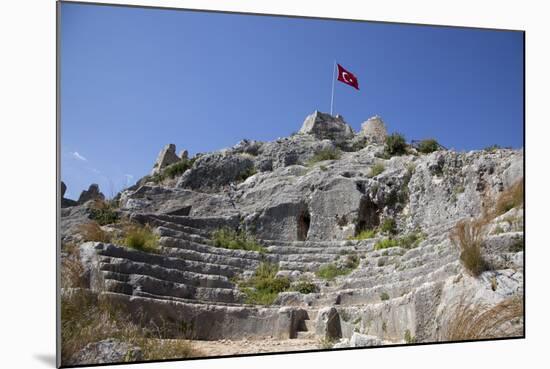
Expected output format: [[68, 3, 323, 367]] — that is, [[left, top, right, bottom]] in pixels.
[[69, 338, 142, 365], [299, 111, 354, 144], [151, 144, 180, 175], [77, 184, 105, 204], [359, 116, 387, 144], [177, 152, 256, 192]]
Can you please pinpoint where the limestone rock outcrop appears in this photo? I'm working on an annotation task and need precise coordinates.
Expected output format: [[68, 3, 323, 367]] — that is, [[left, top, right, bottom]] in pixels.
[[77, 184, 105, 205], [61, 111, 524, 363], [151, 144, 180, 175]]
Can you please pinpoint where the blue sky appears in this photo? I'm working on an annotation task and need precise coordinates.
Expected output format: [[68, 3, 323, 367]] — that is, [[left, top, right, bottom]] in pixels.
[[60, 3, 524, 199]]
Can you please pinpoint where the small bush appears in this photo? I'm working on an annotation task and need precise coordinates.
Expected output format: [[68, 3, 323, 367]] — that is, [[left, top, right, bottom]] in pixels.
[[509, 237, 524, 253], [293, 280, 318, 294], [211, 228, 266, 253], [374, 238, 399, 250], [380, 292, 390, 301], [318, 337, 337, 349], [78, 221, 112, 243], [121, 224, 159, 253], [89, 200, 119, 226], [239, 262, 290, 305], [369, 162, 385, 177], [316, 263, 353, 281], [163, 158, 196, 179], [344, 254, 360, 269], [349, 229, 376, 240], [494, 179, 523, 216], [307, 147, 341, 166], [237, 166, 258, 182], [385, 133, 408, 156], [450, 219, 487, 277], [380, 218, 397, 235], [417, 139, 440, 154], [397, 232, 425, 249]]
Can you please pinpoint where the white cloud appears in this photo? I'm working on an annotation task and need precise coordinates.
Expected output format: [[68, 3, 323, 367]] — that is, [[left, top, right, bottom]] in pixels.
[[72, 151, 87, 161]]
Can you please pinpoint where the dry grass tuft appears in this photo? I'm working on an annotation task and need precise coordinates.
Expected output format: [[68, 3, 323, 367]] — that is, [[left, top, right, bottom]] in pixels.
[[61, 289, 201, 365], [444, 296, 524, 341], [78, 221, 112, 243], [494, 179, 524, 217], [61, 244, 87, 289], [450, 218, 488, 277]]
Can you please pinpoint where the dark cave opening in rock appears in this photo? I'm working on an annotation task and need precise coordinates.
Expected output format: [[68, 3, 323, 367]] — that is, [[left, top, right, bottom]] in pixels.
[[355, 195, 380, 235], [297, 209, 311, 241]]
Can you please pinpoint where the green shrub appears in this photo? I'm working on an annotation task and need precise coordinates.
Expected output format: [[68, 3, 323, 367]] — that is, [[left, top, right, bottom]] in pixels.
[[369, 162, 385, 177], [307, 147, 341, 166], [237, 166, 258, 182], [385, 133, 408, 156], [484, 144, 501, 152], [121, 224, 159, 253], [89, 200, 119, 225], [293, 280, 318, 294], [380, 218, 397, 235], [417, 139, 440, 154], [397, 232, 425, 249], [211, 228, 266, 253], [163, 158, 196, 179], [349, 229, 376, 240], [509, 237, 524, 253], [374, 238, 399, 250], [315, 256, 359, 281], [240, 262, 290, 305], [380, 292, 390, 301]]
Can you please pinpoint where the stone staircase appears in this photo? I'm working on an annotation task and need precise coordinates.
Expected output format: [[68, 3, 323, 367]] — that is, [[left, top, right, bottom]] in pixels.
[[80, 212, 522, 344]]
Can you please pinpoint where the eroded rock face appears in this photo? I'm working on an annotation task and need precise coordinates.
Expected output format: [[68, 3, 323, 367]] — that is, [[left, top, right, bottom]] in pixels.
[[62, 111, 524, 359], [77, 184, 105, 205], [151, 143, 180, 175]]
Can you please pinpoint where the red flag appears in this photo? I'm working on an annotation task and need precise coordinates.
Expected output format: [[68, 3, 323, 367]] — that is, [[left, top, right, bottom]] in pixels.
[[337, 64, 359, 90]]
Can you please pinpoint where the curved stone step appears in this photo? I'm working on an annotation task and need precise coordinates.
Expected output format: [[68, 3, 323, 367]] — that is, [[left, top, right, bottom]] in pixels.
[[98, 256, 233, 289]]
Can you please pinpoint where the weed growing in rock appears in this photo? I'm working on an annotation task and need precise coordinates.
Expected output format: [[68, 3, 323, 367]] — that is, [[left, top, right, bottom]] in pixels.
[[374, 238, 399, 250], [307, 147, 341, 166], [293, 280, 318, 294], [317, 337, 337, 349], [316, 263, 354, 281], [444, 296, 523, 340], [237, 166, 258, 182], [239, 262, 290, 305], [450, 218, 488, 277], [211, 228, 266, 253], [122, 224, 160, 253], [348, 229, 376, 240], [494, 179, 523, 216], [380, 218, 397, 235], [417, 138, 440, 154], [163, 158, 196, 179], [509, 236, 524, 253], [404, 329, 416, 344], [380, 292, 390, 301], [78, 221, 112, 243], [369, 162, 385, 177], [89, 199, 119, 225], [397, 232, 425, 249], [384, 133, 408, 156]]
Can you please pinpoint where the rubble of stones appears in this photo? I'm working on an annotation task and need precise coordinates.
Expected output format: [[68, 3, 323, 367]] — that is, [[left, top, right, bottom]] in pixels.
[[61, 111, 524, 364]]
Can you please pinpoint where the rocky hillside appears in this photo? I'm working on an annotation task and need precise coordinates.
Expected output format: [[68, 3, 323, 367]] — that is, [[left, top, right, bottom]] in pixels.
[[60, 111, 524, 365]]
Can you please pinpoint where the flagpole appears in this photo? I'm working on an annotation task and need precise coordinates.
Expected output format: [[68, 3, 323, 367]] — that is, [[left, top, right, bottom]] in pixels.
[[330, 61, 336, 115]]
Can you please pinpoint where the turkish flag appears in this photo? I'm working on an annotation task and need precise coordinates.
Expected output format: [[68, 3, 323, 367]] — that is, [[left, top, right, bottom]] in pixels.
[[337, 64, 359, 90]]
